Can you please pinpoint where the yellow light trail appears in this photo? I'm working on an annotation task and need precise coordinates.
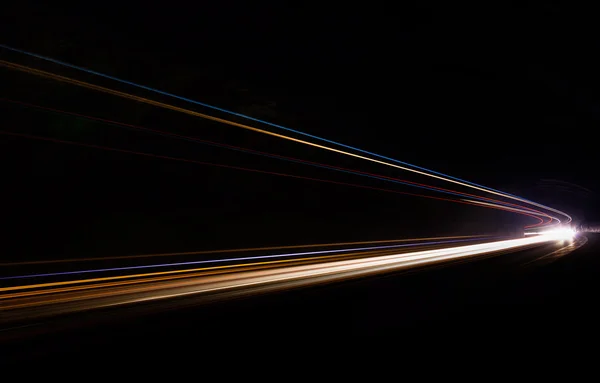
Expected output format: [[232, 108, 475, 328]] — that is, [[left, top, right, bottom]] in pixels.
[[0, 246, 460, 299], [462, 199, 554, 219], [0, 235, 483, 266], [0, 235, 562, 316], [0, 245, 446, 294], [0, 247, 420, 302], [0, 59, 571, 222]]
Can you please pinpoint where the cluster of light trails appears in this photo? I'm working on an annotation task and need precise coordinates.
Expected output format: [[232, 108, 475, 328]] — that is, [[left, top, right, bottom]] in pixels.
[[0, 128, 549, 231], [0, 233, 576, 325], [0, 50, 572, 227], [0, 45, 578, 323], [0, 235, 484, 266], [1, 98, 554, 227], [0, 236, 492, 281], [0, 44, 547, 199]]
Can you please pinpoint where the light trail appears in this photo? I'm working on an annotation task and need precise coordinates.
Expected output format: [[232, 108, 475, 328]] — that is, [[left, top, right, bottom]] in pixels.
[[0, 235, 564, 323], [462, 200, 558, 219], [0, 59, 571, 224], [0, 235, 483, 266], [0, 43, 543, 202], [0, 247, 434, 295], [2, 98, 555, 222], [524, 215, 552, 228], [0, 239, 495, 298], [521, 234, 587, 266], [0, 130, 545, 229], [0, 245, 482, 299], [0, 237, 489, 282]]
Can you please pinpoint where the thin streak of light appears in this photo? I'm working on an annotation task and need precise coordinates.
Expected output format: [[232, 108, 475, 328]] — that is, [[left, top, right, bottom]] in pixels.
[[0, 243, 484, 298], [2, 98, 555, 221], [0, 59, 571, 223], [0, 44, 542, 201], [0, 235, 560, 313], [0, 129, 544, 230], [0, 238, 485, 282], [463, 199, 561, 222], [0, 235, 484, 266]]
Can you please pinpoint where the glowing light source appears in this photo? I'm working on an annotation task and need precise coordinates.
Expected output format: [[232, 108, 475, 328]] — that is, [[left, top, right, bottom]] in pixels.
[[539, 228, 576, 241]]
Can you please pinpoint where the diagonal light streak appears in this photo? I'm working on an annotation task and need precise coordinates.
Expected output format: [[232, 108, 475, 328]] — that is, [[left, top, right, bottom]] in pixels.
[[0, 59, 572, 223]]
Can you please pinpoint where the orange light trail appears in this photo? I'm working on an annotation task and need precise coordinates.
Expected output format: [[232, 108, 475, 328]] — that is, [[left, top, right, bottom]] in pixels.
[[1, 97, 554, 225], [0, 129, 544, 233], [0, 59, 572, 224], [0, 244, 459, 297], [0, 235, 483, 266]]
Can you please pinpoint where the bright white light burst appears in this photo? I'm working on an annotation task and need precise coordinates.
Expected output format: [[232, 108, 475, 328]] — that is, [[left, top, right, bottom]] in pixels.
[[539, 228, 576, 241]]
